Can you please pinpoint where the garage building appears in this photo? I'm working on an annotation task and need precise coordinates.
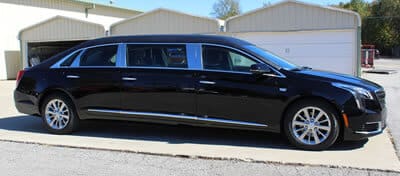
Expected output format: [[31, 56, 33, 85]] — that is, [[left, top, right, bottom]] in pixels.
[[2, 0, 362, 79], [18, 16, 105, 68], [0, 0, 141, 80], [110, 8, 221, 36], [226, 0, 361, 75]]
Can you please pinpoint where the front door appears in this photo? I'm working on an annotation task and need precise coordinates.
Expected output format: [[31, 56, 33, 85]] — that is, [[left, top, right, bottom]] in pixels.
[[196, 45, 286, 128]]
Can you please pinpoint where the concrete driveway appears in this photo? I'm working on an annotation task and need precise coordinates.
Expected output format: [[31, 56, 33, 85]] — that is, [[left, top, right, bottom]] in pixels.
[[1, 61, 400, 172]]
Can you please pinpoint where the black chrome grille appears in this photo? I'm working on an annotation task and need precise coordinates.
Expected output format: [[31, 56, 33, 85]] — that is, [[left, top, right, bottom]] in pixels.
[[360, 123, 380, 132]]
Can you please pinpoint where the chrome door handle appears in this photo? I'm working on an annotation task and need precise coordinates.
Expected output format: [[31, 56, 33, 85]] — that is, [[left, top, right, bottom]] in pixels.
[[122, 77, 137, 81], [66, 75, 80, 79], [199, 80, 216, 85]]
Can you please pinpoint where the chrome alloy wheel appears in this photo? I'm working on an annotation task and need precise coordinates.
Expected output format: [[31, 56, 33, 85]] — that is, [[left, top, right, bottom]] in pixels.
[[291, 106, 331, 145], [45, 99, 70, 130]]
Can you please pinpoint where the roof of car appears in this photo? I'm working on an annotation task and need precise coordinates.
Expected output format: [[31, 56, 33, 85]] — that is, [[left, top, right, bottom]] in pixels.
[[79, 34, 253, 48], [34, 34, 255, 69]]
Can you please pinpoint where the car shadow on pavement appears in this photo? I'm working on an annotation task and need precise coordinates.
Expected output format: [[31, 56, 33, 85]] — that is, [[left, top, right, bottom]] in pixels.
[[0, 115, 368, 151]]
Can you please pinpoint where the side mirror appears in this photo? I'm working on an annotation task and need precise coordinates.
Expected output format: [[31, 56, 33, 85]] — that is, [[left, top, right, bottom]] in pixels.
[[250, 63, 272, 75]]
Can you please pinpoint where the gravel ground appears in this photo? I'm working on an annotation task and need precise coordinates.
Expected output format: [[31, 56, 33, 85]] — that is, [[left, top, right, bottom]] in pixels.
[[1, 141, 399, 176]]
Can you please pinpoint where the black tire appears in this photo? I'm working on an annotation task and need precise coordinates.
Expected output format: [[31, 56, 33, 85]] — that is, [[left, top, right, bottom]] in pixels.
[[283, 100, 340, 150], [40, 93, 80, 134]]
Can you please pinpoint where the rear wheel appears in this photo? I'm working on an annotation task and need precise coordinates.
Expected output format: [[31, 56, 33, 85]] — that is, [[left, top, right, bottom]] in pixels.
[[41, 93, 79, 134], [284, 100, 340, 150]]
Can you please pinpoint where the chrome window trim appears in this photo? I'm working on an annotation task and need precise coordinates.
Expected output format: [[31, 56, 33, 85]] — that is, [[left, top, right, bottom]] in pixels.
[[122, 66, 255, 75], [70, 49, 85, 68], [200, 43, 286, 78], [51, 43, 122, 69], [87, 109, 268, 128], [50, 41, 285, 78], [201, 69, 252, 75], [50, 49, 82, 69], [124, 66, 190, 71], [125, 42, 188, 45], [122, 66, 254, 75]]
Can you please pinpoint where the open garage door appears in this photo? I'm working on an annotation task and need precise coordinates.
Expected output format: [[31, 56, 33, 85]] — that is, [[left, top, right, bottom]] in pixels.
[[19, 16, 105, 68], [27, 40, 85, 67], [233, 30, 357, 75]]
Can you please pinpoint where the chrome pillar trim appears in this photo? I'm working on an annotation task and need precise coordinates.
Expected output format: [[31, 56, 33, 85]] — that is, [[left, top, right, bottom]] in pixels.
[[117, 43, 127, 67], [186, 43, 203, 70], [87, 109, 268, 127]]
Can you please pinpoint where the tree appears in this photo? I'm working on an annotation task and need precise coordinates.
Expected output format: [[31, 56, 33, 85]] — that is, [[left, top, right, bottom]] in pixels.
[[336, 0, 400, 55], [336, 0, 371, 18], [263, 1, 272, 7], [368, 0, 400, 53], [211, 0, 241, 20]]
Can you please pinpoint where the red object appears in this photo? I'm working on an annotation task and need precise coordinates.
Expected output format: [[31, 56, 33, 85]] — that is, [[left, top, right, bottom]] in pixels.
[[361, 45, 375, 68], [16, 70, 25, 86]]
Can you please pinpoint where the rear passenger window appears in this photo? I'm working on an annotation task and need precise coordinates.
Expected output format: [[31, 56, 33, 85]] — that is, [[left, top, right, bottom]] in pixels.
[[127, 45, 188, 68], [80, 45, 118, 66], [60, 51, 81, 67]]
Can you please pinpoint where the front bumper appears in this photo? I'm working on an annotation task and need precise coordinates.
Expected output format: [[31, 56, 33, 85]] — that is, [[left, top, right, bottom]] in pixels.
[[343, 107, 387, 141]]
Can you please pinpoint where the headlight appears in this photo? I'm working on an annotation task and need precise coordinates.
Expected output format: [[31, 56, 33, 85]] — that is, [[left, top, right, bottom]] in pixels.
[[332, 82, 373, 109]]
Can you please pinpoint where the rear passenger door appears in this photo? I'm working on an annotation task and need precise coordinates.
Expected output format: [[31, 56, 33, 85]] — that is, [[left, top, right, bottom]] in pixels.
[[62, 44, 122, 119], [119, 44, 197, 118]]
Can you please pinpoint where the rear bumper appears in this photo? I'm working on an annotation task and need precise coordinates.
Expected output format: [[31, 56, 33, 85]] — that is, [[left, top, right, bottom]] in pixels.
[[14, 90, 40, 115], [343, 107, 387, 141]]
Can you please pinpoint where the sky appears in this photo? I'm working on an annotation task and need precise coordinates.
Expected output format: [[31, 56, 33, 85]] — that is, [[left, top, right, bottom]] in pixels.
[[92, 0, 372, 17]]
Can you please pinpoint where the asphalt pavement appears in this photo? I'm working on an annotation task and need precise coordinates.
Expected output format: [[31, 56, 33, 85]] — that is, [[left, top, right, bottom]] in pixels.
[[1, 141, 399, 176]]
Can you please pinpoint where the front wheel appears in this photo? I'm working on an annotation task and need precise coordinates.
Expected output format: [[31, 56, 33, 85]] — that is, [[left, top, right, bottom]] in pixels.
[[41, 93, 79, 134], [284, 100, 340, 150]]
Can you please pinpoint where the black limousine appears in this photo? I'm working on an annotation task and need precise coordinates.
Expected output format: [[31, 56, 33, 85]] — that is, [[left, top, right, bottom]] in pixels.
[[14, 35, 386, 150]]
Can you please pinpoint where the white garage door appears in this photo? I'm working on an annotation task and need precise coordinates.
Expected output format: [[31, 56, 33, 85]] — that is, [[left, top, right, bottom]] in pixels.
[[233, 30, 357, 75]]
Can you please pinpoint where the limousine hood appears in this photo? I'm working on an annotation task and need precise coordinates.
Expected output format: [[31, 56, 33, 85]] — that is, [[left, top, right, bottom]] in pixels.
[[294, 69, 382, 91]]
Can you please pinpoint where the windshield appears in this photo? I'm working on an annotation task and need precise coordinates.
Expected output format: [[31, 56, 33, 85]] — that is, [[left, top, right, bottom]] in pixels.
[[244, 45, 298, 70]]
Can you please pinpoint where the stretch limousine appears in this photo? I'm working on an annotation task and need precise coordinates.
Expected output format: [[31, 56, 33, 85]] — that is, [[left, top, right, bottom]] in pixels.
[[14, 35, 386, 150]]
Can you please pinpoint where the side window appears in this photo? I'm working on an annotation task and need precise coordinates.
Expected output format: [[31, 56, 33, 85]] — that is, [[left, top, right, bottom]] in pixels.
[[229, 52, 257, 70], [60, 51, 81, 67], [80, 45, 118, 66], [202, 46, 257, 72], [127, 44, 188, 68]]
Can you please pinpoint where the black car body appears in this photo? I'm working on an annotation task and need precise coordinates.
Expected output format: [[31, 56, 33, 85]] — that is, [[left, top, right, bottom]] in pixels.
[[14, 35, 386, 150]]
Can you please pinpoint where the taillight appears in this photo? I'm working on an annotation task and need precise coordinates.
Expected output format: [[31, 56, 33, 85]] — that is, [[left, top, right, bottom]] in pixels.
[[16, 70, 25, 86]]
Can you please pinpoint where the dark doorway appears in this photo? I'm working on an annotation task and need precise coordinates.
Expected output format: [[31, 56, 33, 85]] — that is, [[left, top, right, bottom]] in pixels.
[[27, 40, 86, 67]]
